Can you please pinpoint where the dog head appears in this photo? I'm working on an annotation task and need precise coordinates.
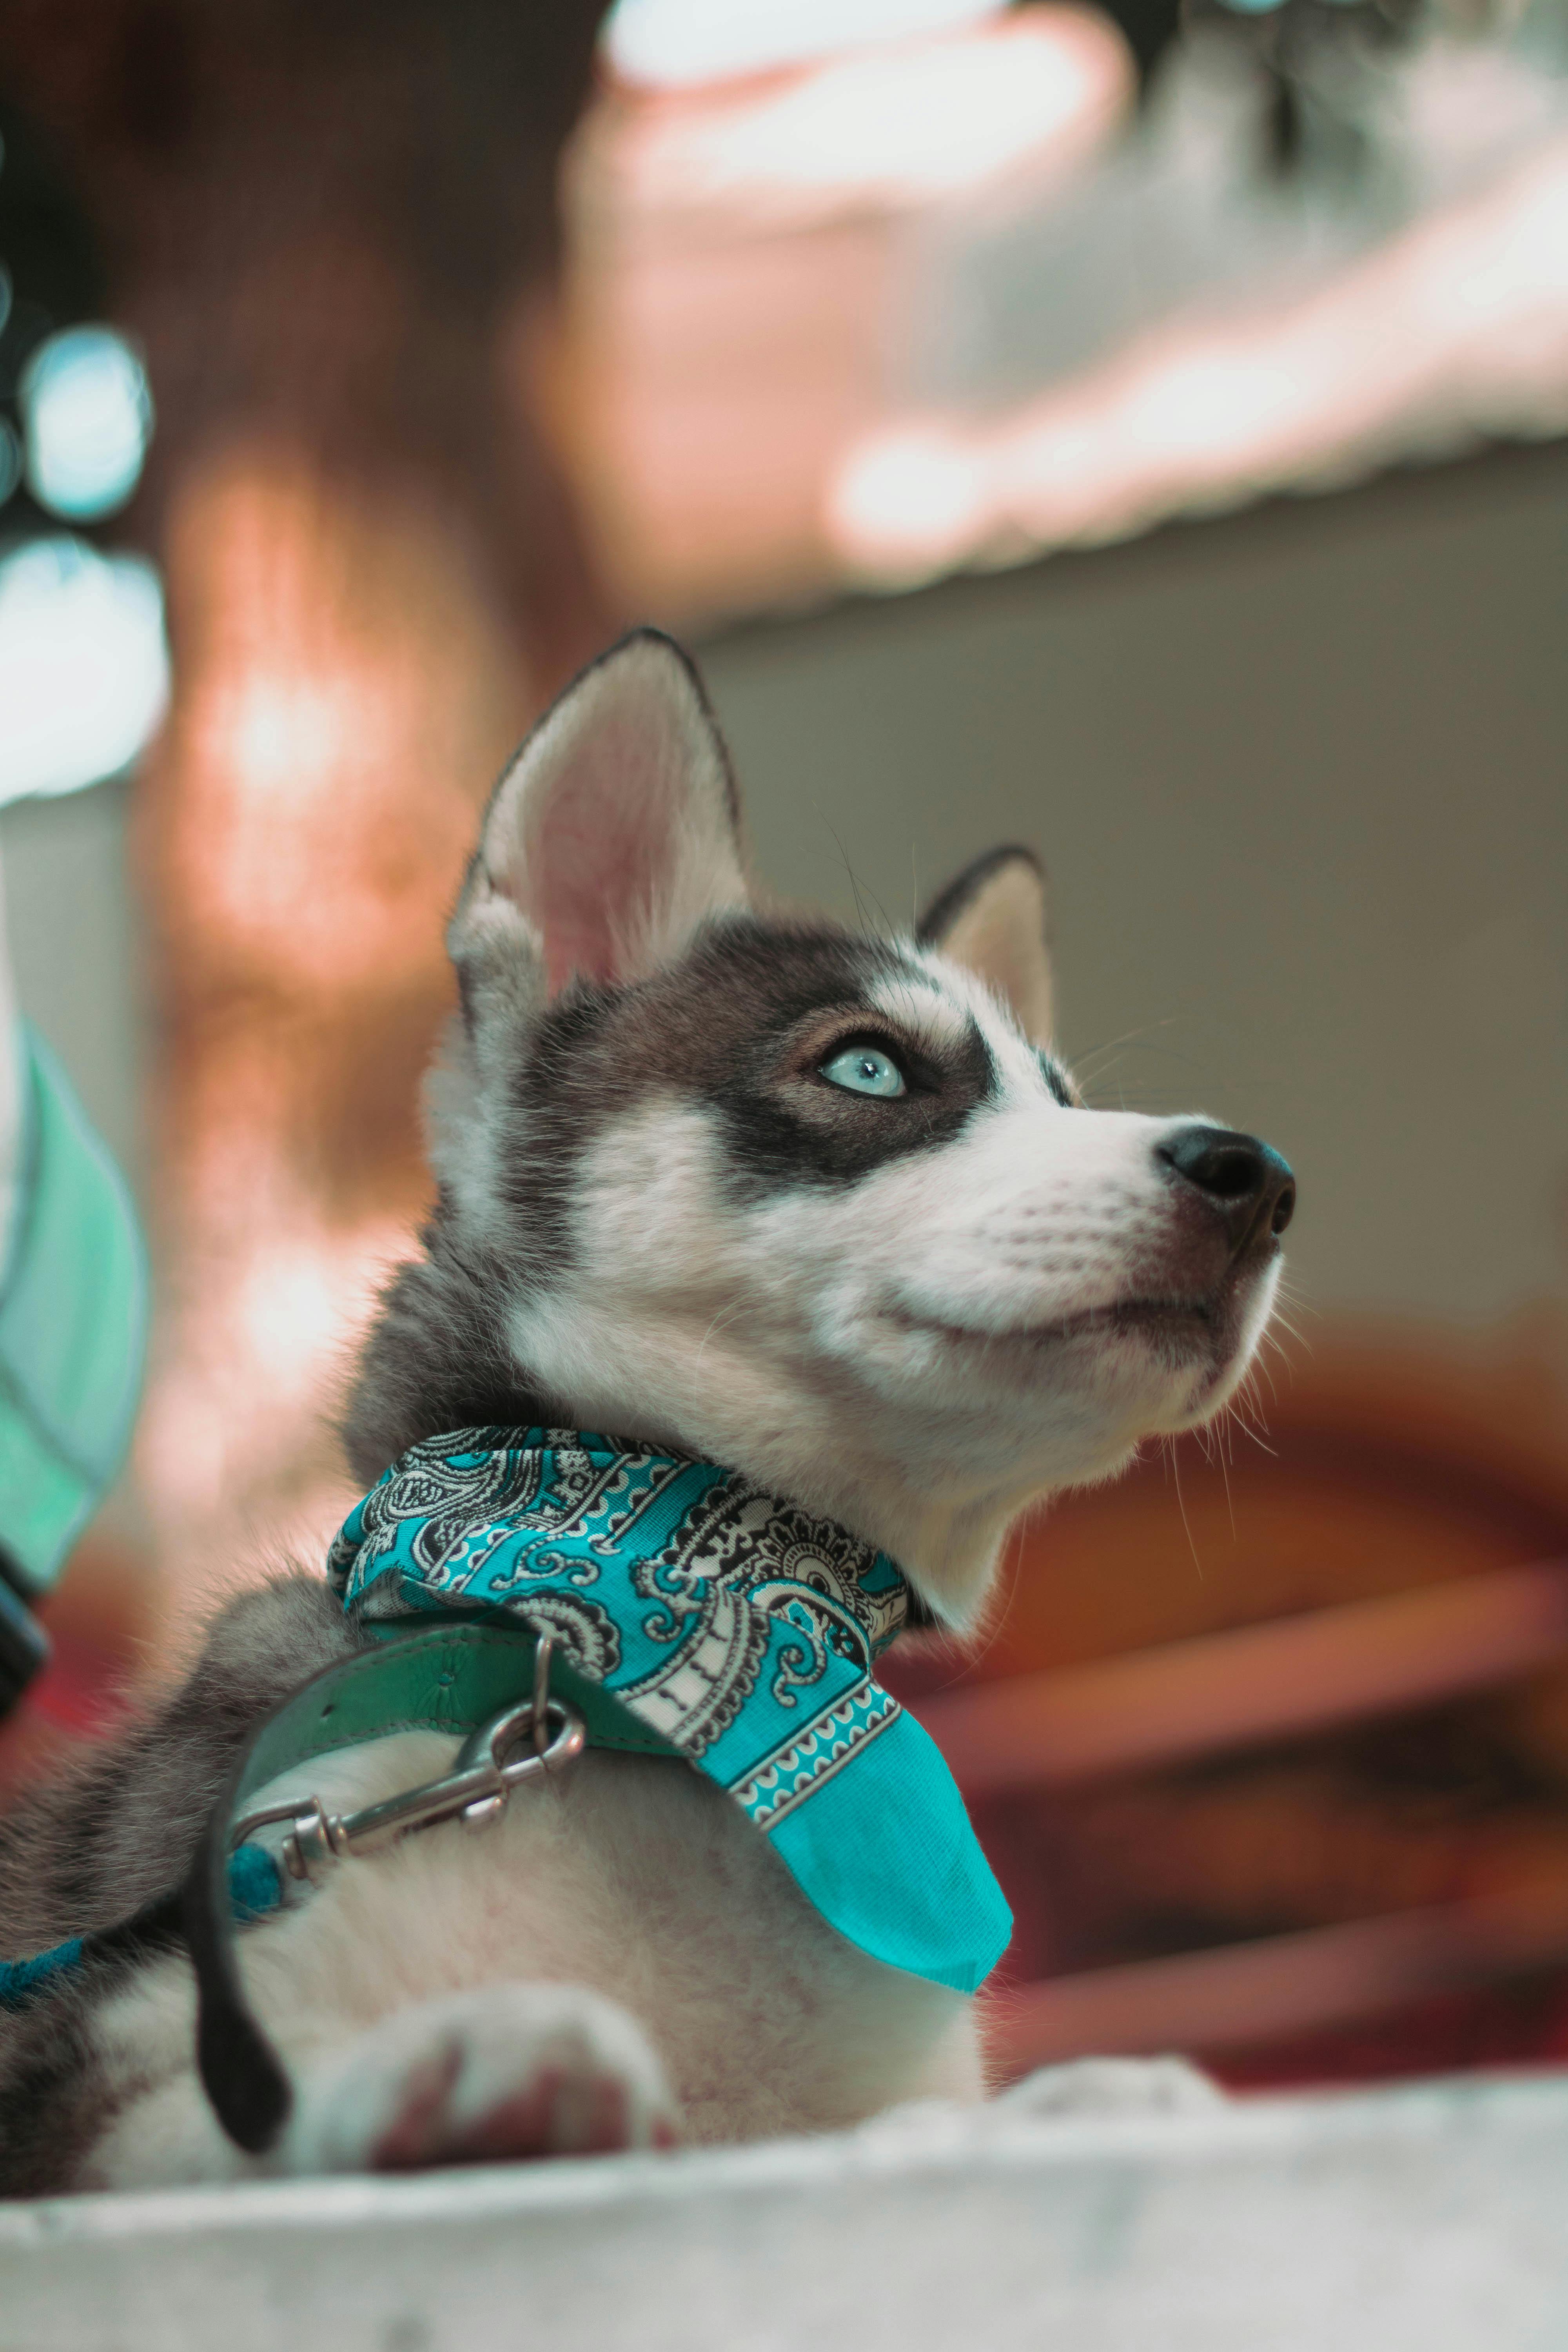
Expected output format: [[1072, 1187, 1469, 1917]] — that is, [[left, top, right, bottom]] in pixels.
[[347, 631, 1294, 1628]]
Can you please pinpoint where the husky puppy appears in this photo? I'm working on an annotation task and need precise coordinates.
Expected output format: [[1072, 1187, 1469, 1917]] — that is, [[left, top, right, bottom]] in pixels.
[[0, 632, 1293, 2194]]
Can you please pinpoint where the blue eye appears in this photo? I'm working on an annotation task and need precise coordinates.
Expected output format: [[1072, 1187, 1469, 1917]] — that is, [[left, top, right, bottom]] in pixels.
[[820, 1045, 907, 1098]]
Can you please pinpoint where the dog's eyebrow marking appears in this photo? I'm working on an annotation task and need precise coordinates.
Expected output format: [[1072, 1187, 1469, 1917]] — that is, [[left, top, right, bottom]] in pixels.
[[902, 947, 1056, 1103], [864, 972, 975, 1050]]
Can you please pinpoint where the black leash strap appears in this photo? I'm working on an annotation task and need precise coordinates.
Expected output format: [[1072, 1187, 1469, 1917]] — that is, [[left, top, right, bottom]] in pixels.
[[0, 1551, 48, 1721], [182, 1735, 296, 2155]]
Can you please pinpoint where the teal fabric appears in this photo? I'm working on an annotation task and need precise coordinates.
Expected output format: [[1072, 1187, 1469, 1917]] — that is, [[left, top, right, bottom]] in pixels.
[[229, 1838, 283, 1925], [0, 1847, 281, 2010], [0, 1025, 147, 1595], [0, 1934, 84, 2005], [330, 1429, 1012, 1996]]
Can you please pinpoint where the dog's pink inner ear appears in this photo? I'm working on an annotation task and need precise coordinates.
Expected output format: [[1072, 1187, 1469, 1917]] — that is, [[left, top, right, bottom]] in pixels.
[[524, 701, 693, 991], [920, 849, 1054, 1046], [477, 633, 748, 994]]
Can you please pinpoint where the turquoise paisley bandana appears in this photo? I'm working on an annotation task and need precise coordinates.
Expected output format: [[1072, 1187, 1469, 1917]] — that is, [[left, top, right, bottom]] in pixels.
[[328, 1428, 1012, 1997]]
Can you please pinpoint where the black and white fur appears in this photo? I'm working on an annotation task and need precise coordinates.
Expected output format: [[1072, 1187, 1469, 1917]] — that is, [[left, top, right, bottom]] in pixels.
[[0, 632, 1292, 2193]]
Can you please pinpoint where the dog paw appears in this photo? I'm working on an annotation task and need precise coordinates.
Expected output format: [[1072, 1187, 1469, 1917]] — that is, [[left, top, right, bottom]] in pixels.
[[857, 2056, 1223, 2155], [281, 1984, 681, 2176], [994, 2055, 1225, 2120]]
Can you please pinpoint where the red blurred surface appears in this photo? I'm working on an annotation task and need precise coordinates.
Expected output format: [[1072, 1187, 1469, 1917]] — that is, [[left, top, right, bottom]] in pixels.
[[883, 1321, 1568, 2089], [0, 1541, 149, 1806]]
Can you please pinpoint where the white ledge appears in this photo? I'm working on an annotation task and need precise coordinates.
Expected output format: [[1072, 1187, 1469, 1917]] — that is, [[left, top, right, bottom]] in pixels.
[[5, 2071, 1568, 2350]]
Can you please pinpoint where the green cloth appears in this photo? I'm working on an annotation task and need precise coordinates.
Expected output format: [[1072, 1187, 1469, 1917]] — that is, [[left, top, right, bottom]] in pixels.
[[0, 1025, 147, 1594]]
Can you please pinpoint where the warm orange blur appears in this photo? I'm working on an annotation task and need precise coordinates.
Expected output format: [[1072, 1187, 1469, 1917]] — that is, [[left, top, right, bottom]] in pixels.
[[127, 452, 596, 1644], [884, 1319, 1568, 2086]]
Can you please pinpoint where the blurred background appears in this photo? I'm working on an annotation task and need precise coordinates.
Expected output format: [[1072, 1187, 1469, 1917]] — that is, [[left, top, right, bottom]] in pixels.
[[0, 0, 1566, 2094]]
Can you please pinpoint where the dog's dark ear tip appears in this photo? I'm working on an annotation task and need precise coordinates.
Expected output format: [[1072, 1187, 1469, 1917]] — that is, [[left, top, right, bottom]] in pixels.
[[589, 626, 711, 699], [917, 845, 1054, 1046], [917, 844, 1047, 949], [611, 623, 686, 655], [593, 630, 733, 791], [450, 623, 748, 998]]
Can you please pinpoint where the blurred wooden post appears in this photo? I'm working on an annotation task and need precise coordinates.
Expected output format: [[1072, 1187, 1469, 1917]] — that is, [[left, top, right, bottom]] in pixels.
[[0, 2, 619, 1642]]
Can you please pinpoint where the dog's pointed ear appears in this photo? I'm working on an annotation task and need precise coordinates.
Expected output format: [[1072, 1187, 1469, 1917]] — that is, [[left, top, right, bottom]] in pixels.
[[918, 846, 1054, 1046], [450, 630, 748, 1013]]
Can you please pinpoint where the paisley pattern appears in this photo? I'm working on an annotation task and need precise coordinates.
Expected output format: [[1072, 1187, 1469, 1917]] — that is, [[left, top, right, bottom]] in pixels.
[[328, 1428, 1012, 1996]]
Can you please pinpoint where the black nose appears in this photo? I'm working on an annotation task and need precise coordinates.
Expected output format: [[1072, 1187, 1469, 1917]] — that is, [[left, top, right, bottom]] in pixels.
[[1157, 1124, 1296, 1253]]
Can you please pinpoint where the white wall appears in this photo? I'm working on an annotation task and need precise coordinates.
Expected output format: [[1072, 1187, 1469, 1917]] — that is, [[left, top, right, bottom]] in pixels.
[[0, 775, 145, 1201], [700, 445, 1568, 1325]]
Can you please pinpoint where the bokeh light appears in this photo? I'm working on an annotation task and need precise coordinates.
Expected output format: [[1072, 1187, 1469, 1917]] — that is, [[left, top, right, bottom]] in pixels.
[[605, 0, 1005, 87], [19, 326, 154, 523], [0, 536, 169, 802]]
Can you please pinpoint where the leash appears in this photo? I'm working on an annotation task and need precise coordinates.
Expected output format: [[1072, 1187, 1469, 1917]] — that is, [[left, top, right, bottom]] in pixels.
[[181, 1616, 682, 2152], [4, 1617, 684, 2152]]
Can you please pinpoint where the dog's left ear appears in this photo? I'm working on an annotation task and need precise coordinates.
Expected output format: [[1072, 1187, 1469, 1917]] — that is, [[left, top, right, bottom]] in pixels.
[[451, 629, 748, 1009], [918, 846, 1054, 1046]]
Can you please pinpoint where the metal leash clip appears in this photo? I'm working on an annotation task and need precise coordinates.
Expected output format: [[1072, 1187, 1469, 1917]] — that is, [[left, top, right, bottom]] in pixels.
[[229, 1635, 586, 1886]]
